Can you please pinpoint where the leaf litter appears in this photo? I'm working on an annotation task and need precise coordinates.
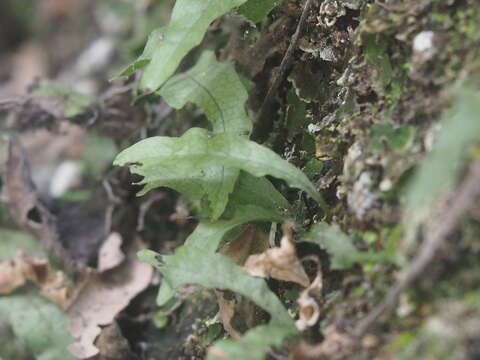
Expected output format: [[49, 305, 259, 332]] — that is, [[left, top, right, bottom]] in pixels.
[[68, 238, 153, 358], [217, 225, 269, 339], [295, 270, 322, 332], [245, 222, 310, 287], [2, 135, 154, 358], [0, 251, 73, 309]]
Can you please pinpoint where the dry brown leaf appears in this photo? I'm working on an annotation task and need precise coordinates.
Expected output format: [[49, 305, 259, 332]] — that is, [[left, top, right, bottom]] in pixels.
[[38, 270, 72, 309], [69, 325, 101, 359], [3, 42, 48, 96], [0, 258, 26, 294], [296, 272, 322, 331], [217, 226, 269, 338], [219, 225, 269, 266], [95, 321, 137, 360], [6, 138, 62, 256], [5, 138, 107, 268], [215, 291, 242, 340], [244, 223, 310, 287], [97, 232, 125, 273], [0, 251, 73, 309], [290, 325, 355, 360], [67, 238, 153, 359]]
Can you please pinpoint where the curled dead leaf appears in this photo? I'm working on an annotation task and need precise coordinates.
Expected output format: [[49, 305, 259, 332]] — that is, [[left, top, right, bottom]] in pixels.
[[244, 223, 310, 287], [97, 232, 125, 273], [67, 238, 153, 359], [0, 251, 73, 309], [216, 291, 242, 340], [219, 225, 269, 266], [217, 226, 269, 338], [290, 325, 355, 360], [5, 138, 108, 268], [95, 321, 137, 360], [295, 272, 322, 331], [6, 138, 61, 257], [0, 258, 26, 294]]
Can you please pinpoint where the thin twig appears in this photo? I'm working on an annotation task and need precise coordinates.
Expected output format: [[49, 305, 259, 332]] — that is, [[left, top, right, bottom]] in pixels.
[[256, 0, 314, 123], [354, 160, 480, 338], [0, 97, 20, 111], [137, 192, 167, 231]]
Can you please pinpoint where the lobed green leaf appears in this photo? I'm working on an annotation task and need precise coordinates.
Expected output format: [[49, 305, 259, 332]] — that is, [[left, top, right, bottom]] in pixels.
[[208, 322, 297, 360], [115, 128, 239, 219], [161, 248, 293, 324], [139, 203, 287, 304], [159, 51, 252, 135], [114, 127, 322, 205], [139, 204, 296, 358], [121, 0, 247, 92], [148, 242, 298, 358], [183, 204, 285, 252], [226, 172, 292, 216]]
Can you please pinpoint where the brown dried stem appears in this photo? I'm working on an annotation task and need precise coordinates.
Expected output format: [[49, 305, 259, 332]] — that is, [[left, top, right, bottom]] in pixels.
[[254, 0, 314, 133]]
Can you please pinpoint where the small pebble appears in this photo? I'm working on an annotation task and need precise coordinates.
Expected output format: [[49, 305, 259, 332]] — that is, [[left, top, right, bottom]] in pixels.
[[412, 31, 437, 62]]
